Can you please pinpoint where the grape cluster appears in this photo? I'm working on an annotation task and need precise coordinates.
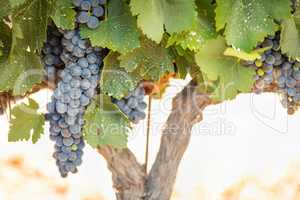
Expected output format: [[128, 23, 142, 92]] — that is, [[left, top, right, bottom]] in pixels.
[[47, 29, 104, 177], [275, 60, 300, 114], [242, 32, 300, 114], [45, 0, 147, 177], [42, 25, 64, 81], [73, 0, 106, 29], [112, 84, 147, 124], [241, 34, 282, 93]]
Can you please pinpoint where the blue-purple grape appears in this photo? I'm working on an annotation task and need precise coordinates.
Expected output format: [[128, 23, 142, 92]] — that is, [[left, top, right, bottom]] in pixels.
[[72, 0, 105, 29], [87, 16, 99, 29], [92, 6, 104, 17], [112, 84, 147, 124]]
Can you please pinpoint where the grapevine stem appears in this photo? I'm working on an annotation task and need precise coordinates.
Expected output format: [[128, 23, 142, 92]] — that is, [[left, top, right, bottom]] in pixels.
[[145, 95, 152, 173]]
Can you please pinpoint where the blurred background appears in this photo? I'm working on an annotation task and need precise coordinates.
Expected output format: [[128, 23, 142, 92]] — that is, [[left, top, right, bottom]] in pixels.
[[1, 78, 300, 200]]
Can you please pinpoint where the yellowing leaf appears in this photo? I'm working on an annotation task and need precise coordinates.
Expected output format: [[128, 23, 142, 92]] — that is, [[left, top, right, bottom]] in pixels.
[[224, 48, 264, 61]]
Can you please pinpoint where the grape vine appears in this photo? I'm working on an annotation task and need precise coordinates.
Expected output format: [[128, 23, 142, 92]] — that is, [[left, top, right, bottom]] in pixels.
[[1, 0, 300, 186]]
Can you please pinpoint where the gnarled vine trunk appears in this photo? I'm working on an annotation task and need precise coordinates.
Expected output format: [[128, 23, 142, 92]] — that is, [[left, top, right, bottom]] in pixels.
[[98, 80, 211, 200]]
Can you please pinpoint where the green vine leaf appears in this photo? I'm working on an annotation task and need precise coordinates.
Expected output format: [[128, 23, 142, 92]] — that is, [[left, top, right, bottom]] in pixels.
[[80, 0, 140, 54], [130, 0, 197, 43], [119, 38, 174, 81], [12, 0, 53, 51], [8, 98, 45, 144], [0, 0, 25, 20], [83, 95, 129, 149], [0, 1, 11, 19], [9, 0, 26, 7], [280, 11, 300, 59], [51, 0, 76, 30], [0, 35, 44, 95], [195, 37, 256, 100], [0, 14, 45, 95], [215, 0, 291, 52], [101, 52, 139, 99], [167, 16, 217, 51], [0, 0, 51, 94]]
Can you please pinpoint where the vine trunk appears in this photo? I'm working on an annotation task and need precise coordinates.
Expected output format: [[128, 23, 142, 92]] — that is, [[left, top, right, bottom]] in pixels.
[[98, 80, 211, 200]]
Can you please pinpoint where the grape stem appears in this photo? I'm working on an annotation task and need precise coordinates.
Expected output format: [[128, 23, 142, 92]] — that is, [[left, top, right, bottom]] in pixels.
[[144, 95, 152, 173]]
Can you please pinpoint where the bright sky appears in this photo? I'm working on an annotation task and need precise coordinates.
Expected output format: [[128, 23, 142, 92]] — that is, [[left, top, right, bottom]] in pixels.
[[1, 78, 300, 199]]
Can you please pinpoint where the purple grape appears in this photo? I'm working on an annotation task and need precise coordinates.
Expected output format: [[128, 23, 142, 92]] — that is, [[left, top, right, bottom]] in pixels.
[[80, 0, 92, 10], [92, 6, 104, 17], [87, 16, 99, 29]]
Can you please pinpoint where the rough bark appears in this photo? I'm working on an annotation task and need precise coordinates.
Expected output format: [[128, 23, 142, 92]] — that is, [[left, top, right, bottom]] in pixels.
[[145, 81, 211, 200], [98, 80, 212, 200], [98, 147, 146, 200]]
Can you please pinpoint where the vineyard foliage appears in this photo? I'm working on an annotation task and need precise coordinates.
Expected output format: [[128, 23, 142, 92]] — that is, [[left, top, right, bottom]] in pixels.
[[0, 0, 299, 149]]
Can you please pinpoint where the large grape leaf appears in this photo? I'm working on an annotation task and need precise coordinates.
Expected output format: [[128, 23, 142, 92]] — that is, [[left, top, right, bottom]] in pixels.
[[0, 0, 53, 94], [9, 0, 26, 7], [167, 16, 217, 52], [280, 11, 300, 59], [80, 0, 140, 54], [130, 0, 197, 43], [0, 13, 45, 95], [195, 37, 256, 100], [119, 38, 174, 81], [12, 0, 52, 51], [2, 55, 43, 96], [215, 0, 291, 52], [8, 98, 45, 144], [0, 2, 10, 19], [51, 0, 76, 30], [0, 30, 44, 95], [101, 52, 139, 99], [83, 95, 129, 149]]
